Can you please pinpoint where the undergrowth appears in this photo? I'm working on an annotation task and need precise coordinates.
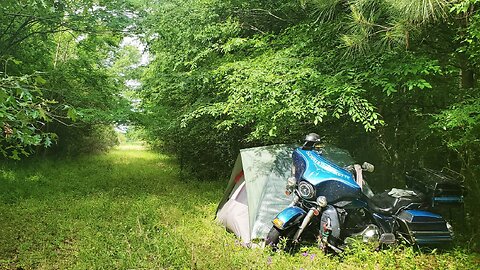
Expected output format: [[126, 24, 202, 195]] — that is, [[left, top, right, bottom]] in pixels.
[[0, 144, 478, 269]]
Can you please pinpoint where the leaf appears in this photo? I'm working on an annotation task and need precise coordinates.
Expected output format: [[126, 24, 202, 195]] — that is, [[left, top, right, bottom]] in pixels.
[[43, 136, 52, 147], [38, 108, 48, 121], [67, 108, 77, 122], [268, 126, 277, 137], [35, 76, 47, 85], [223, 103, 231, 114], [11, 150, 20, 160]]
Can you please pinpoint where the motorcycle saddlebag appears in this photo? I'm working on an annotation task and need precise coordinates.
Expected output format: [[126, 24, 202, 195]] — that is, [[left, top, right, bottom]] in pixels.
[[396, 209, 452, 245]]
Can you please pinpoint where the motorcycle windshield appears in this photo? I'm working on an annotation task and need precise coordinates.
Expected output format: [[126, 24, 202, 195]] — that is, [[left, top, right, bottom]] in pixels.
[[295, 148, 358, 188], [319, 145, 355, 167]]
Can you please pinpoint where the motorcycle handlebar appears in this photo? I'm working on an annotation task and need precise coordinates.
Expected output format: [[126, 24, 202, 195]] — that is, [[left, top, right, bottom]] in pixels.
[[346, 162, 375, 173]]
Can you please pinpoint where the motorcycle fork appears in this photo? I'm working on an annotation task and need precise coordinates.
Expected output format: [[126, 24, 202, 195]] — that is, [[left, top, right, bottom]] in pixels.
[[293, 208, 315, 243]]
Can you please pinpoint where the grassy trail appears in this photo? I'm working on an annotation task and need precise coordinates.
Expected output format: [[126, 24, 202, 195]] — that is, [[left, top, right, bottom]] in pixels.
[[0, 145, 479, 269]]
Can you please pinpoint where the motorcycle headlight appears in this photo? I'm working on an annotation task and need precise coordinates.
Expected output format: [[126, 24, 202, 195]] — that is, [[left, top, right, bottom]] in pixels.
[[298, 181, 315, 199]]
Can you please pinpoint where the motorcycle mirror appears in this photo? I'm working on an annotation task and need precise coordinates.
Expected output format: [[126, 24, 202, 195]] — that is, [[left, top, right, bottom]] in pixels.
[[362, 162, 375, 172]]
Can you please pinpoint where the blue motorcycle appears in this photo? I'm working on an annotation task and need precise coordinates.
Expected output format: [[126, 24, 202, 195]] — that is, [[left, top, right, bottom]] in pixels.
[[266, 133, 462, 252]]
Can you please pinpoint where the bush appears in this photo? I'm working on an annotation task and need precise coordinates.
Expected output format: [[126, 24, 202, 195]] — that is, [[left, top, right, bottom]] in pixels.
[[45, 124, 119, 156]]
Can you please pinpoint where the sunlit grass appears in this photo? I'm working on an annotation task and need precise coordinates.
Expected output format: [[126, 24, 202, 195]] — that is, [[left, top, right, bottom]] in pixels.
[[114, 143, 147, 151], [0, 144, 479, 269]]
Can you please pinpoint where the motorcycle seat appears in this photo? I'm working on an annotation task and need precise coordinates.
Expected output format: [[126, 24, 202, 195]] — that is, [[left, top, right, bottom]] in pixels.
[[367, 189, 425, 215]]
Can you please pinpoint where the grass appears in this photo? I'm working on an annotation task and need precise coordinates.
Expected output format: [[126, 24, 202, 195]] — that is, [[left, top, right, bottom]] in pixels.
[[0, 145, 479, 269]]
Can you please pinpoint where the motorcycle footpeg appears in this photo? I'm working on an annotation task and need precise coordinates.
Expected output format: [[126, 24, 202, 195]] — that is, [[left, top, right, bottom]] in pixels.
[[327, 242, 343, 253]]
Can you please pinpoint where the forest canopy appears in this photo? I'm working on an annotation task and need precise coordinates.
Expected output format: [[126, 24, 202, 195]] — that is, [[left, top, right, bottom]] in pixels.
[[137, 0, 479, 181]]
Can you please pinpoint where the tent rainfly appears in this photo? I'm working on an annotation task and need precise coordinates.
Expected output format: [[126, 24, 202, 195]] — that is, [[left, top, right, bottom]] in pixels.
[[215, 144, 294, 245]]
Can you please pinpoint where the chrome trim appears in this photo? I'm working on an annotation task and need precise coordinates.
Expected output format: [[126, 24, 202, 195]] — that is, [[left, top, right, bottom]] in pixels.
[[298, 181, 315, 199], [379, 233, 396, 244], [411, 231, 451, 235]]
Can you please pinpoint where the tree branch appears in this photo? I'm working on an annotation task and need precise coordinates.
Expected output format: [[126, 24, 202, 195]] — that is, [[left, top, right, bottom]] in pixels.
[[0, 16, 18, 42], [248, 9, 288, 22]]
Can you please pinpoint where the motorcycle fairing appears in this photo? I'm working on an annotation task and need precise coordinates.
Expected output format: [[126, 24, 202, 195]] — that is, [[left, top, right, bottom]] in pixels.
[[319, 205, 341, 240], [293, 148, 362, 203], [272, 206, 306, 230]]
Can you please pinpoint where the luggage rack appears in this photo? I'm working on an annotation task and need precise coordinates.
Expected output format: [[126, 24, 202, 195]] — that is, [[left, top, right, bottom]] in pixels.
[[405, 168, 466, 209]]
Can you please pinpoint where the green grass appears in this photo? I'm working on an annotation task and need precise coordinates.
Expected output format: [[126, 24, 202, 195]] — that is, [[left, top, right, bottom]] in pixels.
[[0, 145, 479, 269]]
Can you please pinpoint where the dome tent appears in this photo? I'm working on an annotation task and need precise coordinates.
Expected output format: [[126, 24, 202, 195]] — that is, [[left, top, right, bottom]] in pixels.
[[215, 144, 294, 245]]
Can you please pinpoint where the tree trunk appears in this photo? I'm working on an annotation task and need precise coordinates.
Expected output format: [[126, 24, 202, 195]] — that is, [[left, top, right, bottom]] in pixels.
[[458, 6, 476, 89], [461, 67, 475, 89]]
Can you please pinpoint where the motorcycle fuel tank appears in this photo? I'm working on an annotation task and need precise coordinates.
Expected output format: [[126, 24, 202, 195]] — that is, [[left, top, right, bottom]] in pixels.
[[293, 148, 362, 203]]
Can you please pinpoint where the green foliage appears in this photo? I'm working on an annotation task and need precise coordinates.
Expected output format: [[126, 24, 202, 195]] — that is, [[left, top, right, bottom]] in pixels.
[[0, 0, 139, 158], [452, 0, 480, 69], [124, 126, 145, 143], [1, 0, 480, 257], [183, 23, 384, 141], [431, 98, 480, 150], [138, 0, 458, 179], [49, 124, 119, 156], [0, 72, 57, 159]]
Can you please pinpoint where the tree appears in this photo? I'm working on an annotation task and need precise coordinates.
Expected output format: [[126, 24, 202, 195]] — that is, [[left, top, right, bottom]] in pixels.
[[0, 0, 141, 158]]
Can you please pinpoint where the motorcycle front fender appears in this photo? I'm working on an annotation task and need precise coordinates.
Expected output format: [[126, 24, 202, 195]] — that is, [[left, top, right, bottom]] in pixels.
[[272, 206, 306, 230]]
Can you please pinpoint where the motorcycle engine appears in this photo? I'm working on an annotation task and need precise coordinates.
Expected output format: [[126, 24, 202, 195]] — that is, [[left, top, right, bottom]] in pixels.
[[342, 209, 380, 244], [344, 224, 381, 244]]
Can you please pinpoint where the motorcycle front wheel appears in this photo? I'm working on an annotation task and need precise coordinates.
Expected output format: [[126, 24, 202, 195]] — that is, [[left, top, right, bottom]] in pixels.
[[265, 226, 296, 251]]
